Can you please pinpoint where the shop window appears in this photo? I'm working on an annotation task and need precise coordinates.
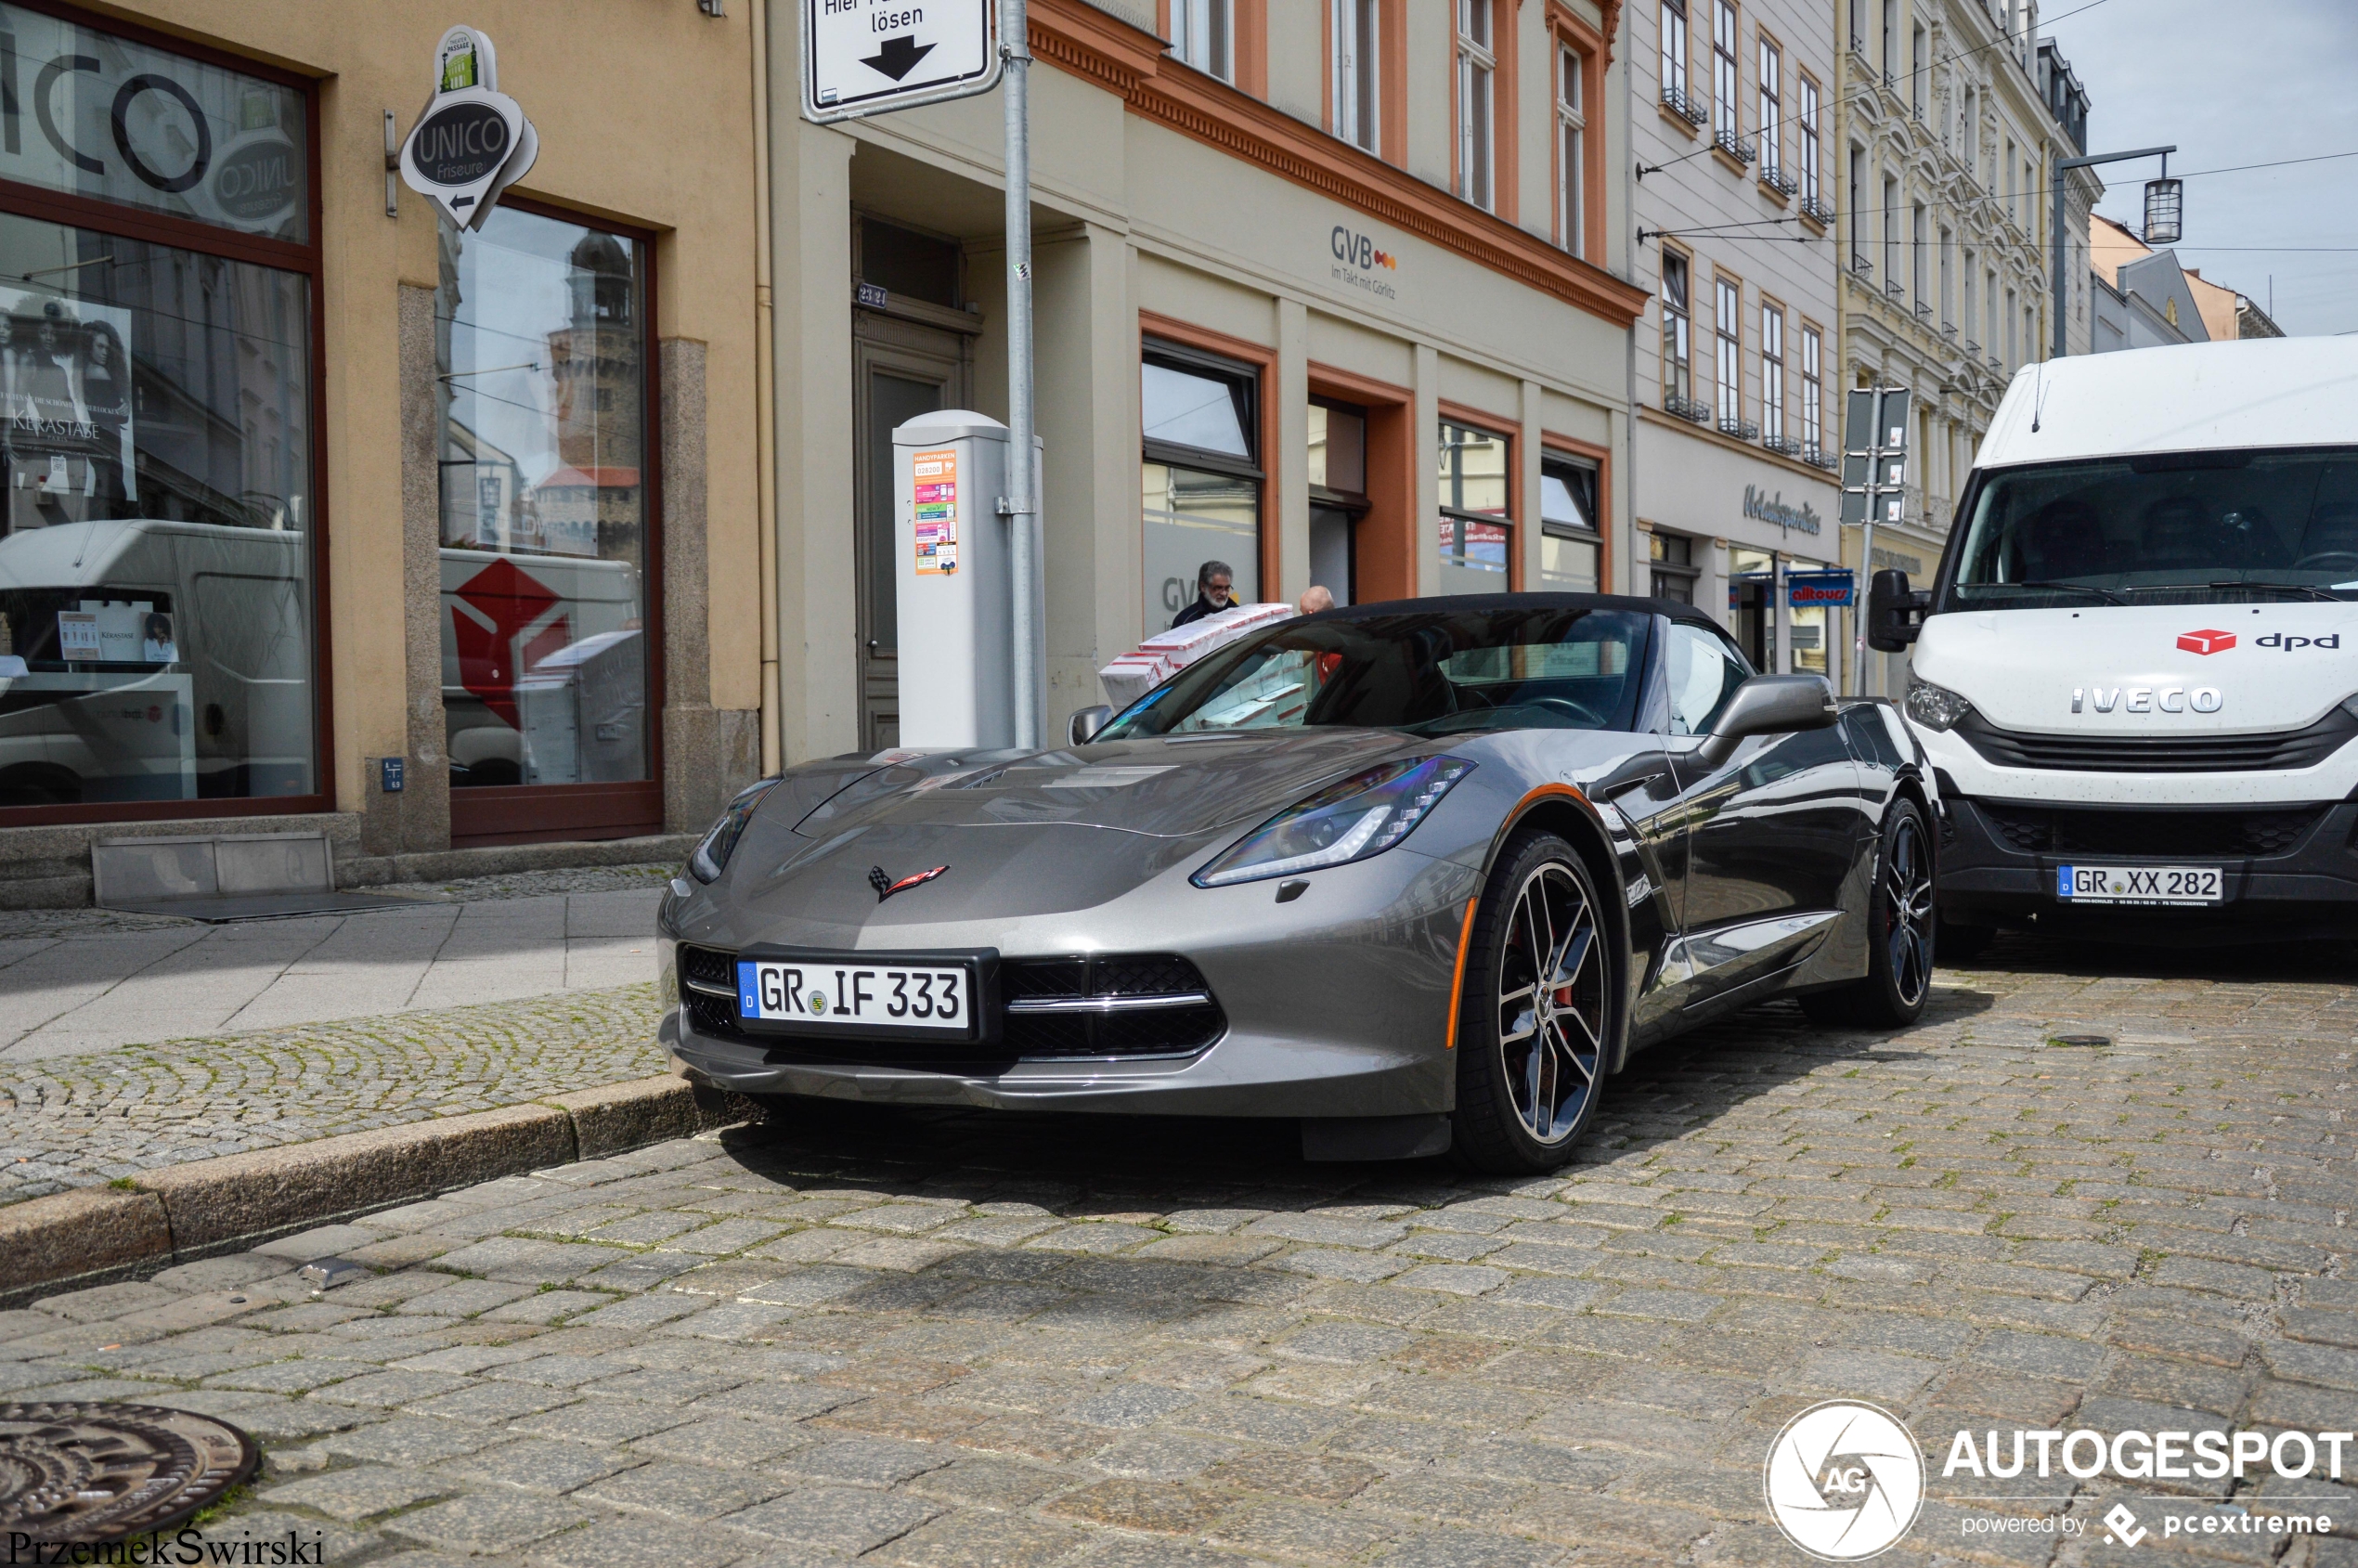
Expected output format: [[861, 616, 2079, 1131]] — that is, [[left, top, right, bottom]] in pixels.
[[1333, 0, 1380, 152], [437, 208, 653, 800], [1437, 420, 1509, 597], [1538, 457, 1600, 592], [1173, 0, 1234, 81], [1143, 341, 1260, 628], [0, 5, 317, 817], [1556, 43, 1586, 256], [1456, 0, 1496, 211], [1650, 531, 1698, 604], [857, 217, 960, 310], [1308, 397, 1367, 606]]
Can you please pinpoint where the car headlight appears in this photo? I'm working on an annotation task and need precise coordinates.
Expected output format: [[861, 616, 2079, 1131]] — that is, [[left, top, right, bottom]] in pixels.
[[1904, 676, 1973, 732], [1191, 756, 1475, 888], [688, 779, 780, 883]]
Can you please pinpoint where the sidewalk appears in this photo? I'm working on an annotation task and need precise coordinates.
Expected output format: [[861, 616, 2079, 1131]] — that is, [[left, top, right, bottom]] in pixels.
[[0, 865, 675, 1209]]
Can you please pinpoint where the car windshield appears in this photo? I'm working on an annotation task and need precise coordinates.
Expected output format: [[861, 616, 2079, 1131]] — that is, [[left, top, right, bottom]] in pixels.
[[1095, 605, 1650, 740], [1943, 447, 2358, 610]]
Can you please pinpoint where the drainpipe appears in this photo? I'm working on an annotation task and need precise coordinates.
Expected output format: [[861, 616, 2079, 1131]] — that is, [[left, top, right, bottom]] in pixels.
[[1621, 24, 1637, 599], [752, 0, 782, 774]]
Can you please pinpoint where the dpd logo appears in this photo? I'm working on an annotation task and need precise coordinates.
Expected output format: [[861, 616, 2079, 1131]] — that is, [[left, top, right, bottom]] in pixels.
[[1764, 1401, 1925, 1561]]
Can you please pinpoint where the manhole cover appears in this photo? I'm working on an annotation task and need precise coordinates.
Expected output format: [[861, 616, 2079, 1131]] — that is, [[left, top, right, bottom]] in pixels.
[[2049, 1033, 2113, 1048], [0, 1401, 257, 1546]]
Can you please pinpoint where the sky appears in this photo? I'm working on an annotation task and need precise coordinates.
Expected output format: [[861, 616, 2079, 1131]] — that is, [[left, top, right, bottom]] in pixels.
[[2040, 0, 2358, 337]]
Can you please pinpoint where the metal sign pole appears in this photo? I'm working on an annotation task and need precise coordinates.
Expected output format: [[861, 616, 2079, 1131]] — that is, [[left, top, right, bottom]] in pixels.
[[999, 0, 1040, 749]]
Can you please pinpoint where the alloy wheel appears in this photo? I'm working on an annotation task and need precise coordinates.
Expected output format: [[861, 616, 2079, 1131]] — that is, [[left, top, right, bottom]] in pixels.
[[1496, 861, 1606, 1144], [1885, 814, 1935, 1008]]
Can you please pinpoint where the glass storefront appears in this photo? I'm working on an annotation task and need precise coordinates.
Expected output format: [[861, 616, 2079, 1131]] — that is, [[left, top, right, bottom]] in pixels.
[[0, 8, 316, 811], [436, 208, 651, 792], [1438, 420, 1510, 595], [1141, 344, 1260, 628]]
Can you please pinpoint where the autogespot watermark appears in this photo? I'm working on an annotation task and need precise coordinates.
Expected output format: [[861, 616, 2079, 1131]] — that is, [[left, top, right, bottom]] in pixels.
[[1764, 1406, 2352, 1559]]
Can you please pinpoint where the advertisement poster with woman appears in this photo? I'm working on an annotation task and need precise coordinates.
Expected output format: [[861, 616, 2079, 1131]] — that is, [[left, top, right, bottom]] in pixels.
[[0, 287, 136, 534]]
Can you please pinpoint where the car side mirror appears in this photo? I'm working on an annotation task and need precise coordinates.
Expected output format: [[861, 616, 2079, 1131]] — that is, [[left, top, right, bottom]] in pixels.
[[1695, 674, 1837, 768], [1867, 568, 1930, 652], [1068, 705, 1114, 746]]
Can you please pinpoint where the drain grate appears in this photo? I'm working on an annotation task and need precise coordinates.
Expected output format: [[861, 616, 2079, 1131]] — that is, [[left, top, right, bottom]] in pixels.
[[0, 1402, 257, 1546]]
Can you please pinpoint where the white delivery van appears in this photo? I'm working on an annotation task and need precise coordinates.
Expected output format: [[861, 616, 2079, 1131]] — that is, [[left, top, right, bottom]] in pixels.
[[0, 519, 312, 805], [1867, 337, 2358, 947], [440, 547, 643, 787]]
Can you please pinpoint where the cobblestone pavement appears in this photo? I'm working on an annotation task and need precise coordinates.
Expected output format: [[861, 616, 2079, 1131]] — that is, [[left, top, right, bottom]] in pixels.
[[6, 939, 2355, 1566], [0, 869, 670, 1062], [0, 985, 666, 1206]]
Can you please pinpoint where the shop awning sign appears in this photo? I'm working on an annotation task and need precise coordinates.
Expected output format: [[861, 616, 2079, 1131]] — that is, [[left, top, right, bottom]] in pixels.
[[1787, 570, 1857, 608], [399, 26, 539, 230], [803, 0, 1002, 123]]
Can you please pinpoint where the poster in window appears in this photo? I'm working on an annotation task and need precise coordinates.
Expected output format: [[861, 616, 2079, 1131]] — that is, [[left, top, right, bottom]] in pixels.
[[0, 286, 136, 533]]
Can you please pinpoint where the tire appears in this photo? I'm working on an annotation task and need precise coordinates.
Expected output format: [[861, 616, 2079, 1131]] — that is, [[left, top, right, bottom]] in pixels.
[[1452, 830, 1620, 1174], [1799, 797, 1936, 1028]]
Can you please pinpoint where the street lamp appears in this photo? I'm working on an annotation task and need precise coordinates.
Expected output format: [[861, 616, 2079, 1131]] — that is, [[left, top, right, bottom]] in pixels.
[[2050, 143, 2176, 358]]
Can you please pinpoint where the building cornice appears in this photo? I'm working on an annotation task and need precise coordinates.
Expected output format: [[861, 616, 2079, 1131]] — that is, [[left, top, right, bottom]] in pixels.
[[1028, 0, 1652, 329], [1634, 407, 1841, 486]]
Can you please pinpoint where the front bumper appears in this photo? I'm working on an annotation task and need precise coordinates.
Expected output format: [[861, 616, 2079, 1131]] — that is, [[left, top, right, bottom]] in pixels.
[[1937, 793, 2358, 937], [657, 849, 1478, 1119]]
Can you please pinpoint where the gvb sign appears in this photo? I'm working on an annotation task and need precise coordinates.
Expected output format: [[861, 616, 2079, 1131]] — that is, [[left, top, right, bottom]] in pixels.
[[803, 0, 1001, 123], [399, 26, 539, 229]]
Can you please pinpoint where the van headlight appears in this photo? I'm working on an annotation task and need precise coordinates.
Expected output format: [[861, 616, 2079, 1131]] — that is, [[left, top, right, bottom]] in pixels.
[[1904, 676, 1972, 732], [688, 779, 780, 883], [1192, 756, 1474, 888]]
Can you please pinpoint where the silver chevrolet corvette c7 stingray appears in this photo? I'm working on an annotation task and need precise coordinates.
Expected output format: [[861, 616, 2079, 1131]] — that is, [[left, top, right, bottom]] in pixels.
[[657, 594, 1939, 1173]]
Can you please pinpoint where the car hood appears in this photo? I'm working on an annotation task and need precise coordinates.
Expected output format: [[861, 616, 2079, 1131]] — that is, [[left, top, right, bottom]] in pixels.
[[1916, 603, 2358, 732]]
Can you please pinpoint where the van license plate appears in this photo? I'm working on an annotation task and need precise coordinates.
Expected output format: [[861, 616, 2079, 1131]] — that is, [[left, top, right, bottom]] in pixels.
[[2055, 865, 2222, 906]]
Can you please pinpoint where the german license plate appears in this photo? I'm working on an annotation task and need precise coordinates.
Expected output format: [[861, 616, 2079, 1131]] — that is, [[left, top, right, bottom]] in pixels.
[[2055, 864, 2222, 906], [738, 958, 975, 1032]]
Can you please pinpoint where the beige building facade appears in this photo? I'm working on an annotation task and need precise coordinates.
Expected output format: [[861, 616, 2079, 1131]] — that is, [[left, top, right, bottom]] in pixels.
[[0, 0, 767, 898], [1833, 0, 2092, 691], [766, 0, 1648, 757]]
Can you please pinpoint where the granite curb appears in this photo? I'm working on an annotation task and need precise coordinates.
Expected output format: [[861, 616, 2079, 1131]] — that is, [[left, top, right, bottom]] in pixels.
[[0, 1072, 750, 1305]]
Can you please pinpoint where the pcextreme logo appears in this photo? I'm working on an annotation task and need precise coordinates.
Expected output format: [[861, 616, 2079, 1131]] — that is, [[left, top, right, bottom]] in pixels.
[[1765, 1401, 1925, 1561]]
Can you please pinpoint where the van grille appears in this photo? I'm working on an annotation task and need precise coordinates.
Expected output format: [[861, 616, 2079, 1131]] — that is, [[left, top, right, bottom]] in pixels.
[[1974, 802, 2326, 859], [1956, 706, 2358, 773]]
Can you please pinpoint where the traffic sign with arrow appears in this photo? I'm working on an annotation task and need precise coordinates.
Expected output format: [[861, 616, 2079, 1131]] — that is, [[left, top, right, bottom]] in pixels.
[[803, 0, 999, 123]]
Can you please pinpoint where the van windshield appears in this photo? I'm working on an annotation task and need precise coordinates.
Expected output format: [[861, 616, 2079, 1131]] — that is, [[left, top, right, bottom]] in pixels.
[[1942, 448, 2358, 610]]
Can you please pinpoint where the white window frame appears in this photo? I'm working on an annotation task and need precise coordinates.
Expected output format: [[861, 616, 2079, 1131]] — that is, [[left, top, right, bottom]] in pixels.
[[1457, 0, 1496, 211], [1712, 1, 1739, 134], [1800, 324, 1823, 455], [1757, 36, 1781, 178], [1798, 75, 1820, 202], [1334, 0, 1380, 153], [1760, 303, 1785, 446], [1173, 0, 1235, 81], [1661, 0, 1689, 112], [1662, 251, 1692, 408], [1556, 41, 1586, 256], [1715, 275, 1743, 428]]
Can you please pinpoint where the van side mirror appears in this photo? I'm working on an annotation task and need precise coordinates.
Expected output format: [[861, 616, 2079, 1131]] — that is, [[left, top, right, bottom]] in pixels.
[[1695, 674, 1837, 767], [1867, 568, 1930, 652], [1068, 705, 1114, 745]]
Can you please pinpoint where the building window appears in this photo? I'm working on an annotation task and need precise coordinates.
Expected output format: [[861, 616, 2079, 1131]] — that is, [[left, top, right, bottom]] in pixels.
[[1438, 421, 1510, 596], [1334, 0, 1380, 153], [1880, 0, 1896, 76], [2004, 137, 2017, 220], [1661, 252, 1693, 413], [1307, 397, 1367, 606], [1847, 143, 1864, 267], [1556, 43, 1586, 255], [1757, 37, 1781, 179], [1911, 202, 1927, 303], [2004, 286, 2017, 367], [1939, 227, 1954, 328], [1800, 324, 1824, 456], [1881, 175, 1898, 289], [1910, 23, 1925, 114], [1760, 305, 1785, 447], [439, 209, 654, 803], [1142, 342, 1261, 629], [0, 6, 322, 820], [1650, 531, 1699, 604], [1661, 0, 1690, 113], [1712, 2, 1739, 136], [1172, 0, 1234, 80], [1538, 456, 1601, 591], [1798, 76, 1820, 204], [1457, 0, 1496, 211], [1715, 275, 1743, 430]]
